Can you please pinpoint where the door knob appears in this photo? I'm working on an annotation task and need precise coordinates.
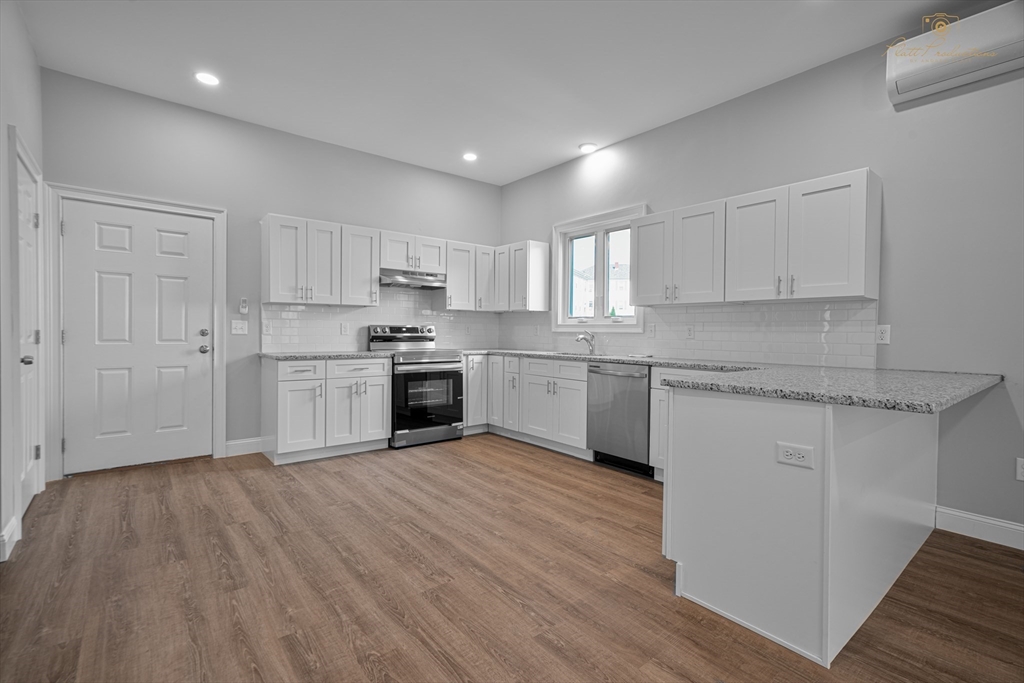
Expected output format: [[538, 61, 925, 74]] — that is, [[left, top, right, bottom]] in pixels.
[[199, 328, 209, 336], [20, 355, 34, 365], [199, 345, 211, 354]]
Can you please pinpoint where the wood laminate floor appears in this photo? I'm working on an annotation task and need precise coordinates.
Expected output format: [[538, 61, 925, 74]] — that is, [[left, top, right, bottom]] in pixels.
[[1, 434, 1021, 683]]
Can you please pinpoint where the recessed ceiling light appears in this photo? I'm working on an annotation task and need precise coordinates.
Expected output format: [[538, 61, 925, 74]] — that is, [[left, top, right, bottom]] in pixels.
[[579, 143, 598, 154], [195, 72, 220, 86], [463, 152, 478, 161]]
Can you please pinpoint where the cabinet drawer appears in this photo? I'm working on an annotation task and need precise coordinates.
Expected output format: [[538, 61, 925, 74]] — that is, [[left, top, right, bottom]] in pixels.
[[504, 357, 520, 373], [278, 360, 326, 380], [327, 358, 392, 378], [553, 360, 587, 381], [521, 357, 553, 376]]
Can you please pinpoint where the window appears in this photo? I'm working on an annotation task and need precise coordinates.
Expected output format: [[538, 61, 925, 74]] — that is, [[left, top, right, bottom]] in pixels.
[[552, 205, 647, 333]]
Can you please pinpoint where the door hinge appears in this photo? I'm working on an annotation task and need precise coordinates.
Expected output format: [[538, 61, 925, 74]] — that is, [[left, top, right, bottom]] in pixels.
[[33, 213, 40, 229], [34, 329, 41, 344], [34, 445, 41, 460], [60, 220, 65, 236], [61, 330, 66, 344], [61, 438, 66, 453]]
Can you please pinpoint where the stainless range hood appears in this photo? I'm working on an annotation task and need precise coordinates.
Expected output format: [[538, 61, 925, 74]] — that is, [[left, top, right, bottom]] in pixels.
[[379, 268, 447, 289]]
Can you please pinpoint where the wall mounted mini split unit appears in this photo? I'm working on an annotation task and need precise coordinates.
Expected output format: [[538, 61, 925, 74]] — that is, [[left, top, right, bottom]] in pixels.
[[886, 0, 1023, 105]]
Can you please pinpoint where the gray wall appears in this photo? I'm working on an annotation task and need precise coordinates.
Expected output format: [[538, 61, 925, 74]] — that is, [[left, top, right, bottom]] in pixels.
[[500, 42, 1024, 524], [40, 70, 502, 441], [0, 1, 44, 538]]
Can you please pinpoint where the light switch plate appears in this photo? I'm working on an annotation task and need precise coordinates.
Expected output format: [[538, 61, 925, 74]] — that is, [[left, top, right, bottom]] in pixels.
[[262, 319, 272, 335], [231, 320, 248, 335], [341, 323, 350, 335]]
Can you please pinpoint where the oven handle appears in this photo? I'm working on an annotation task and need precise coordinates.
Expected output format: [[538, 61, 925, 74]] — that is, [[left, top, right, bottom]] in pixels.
[[394, 362, 465, 374]]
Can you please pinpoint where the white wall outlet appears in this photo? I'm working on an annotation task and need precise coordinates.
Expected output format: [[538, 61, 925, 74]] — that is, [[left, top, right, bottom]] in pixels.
[[341, 322, 350, 335], [876, 324, 891, 344], [776, 442, 815, 470], [261, 319, 272, 335], [230, 320, 248, 335], [1016, 457, 1024, 482], [647, 324, 656, 338], [534, 325, 540, 336], [684, 325, 696, 340], [466, 325, 472, 336]]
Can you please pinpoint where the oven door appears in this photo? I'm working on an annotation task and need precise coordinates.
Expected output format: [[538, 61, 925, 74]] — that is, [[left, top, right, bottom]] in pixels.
[[391, 363, 464, 447]]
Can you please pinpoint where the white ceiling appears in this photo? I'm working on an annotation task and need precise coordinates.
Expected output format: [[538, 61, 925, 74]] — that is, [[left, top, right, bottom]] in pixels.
[[20, 0, 948, 186]]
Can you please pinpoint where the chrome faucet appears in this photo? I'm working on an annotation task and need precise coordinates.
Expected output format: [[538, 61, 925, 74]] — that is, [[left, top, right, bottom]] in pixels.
[[575, 329, 596, 355]]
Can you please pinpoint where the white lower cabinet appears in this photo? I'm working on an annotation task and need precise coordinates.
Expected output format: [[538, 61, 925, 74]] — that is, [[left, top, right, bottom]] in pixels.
[[277, 379, 326, 454], [551, 378, 587, 449], [464, 355, 488, 427], [487, 356, 504, 426], [504, 370, 520, 431], [360, 376, 391, 442], [326, 379, 361, 446], [520, 374, 554, 439]]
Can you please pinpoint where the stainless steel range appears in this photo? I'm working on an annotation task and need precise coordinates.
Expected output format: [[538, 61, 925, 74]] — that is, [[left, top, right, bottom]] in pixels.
[[369, 324, 463, 448]]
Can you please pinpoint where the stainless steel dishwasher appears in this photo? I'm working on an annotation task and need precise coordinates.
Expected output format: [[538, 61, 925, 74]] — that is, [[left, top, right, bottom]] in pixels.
[[587, 362, 651, 476]]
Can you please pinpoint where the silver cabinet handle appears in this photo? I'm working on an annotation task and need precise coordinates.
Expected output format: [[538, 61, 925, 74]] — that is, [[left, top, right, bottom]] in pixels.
[[20, 355, 34, 365], [362, 380, 367, 396], [478, 297, 482, 308], [522, 296, 527, 308], [469, 358, 474, 371], [316, 383, 323, 397], [512, 376, 516, 389], [665, 285, 670, 301], [309, 286, 314, 300], [416, 255, 421, 268], [547, 380, 552, 394], [448, 295, 452, 308], [777, 276, 782, 296], [674, 284, 679, 301], [199, 345, 211, 354], [790, 274, 796, 296], [553, 381, 558, 395]]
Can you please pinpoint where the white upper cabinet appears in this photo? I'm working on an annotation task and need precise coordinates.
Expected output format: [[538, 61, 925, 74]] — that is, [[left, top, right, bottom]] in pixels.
[[263, 214, 341, 305], [305, 219, 342, 305], [417, 236, 447, 273], [725, 186, 790, 302], [787, 169, 880, 300], [340, 225, 380, 307], [495, 246, 511, 312], [673, 200, 726, 304], [631, 210, 674, 306], [445, 241, 476, 311], [508, 240, 550, 312], [380, 231, 416, 270], [476, 246, 496, 311]]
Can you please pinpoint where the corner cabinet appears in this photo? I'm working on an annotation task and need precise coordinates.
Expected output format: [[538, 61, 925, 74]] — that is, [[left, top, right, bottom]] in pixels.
[[262, 214, 342, 305], [340, 225, 380, 306]]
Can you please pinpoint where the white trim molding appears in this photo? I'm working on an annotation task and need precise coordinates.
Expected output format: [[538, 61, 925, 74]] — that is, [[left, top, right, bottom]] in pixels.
[[0, 515, 22, 562], [226, 437, 271, 457], [46, 183, 229, 476], [936, 506, 1024, 550]]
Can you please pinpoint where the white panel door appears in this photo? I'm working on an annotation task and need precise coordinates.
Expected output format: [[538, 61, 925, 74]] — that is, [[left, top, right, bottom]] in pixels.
[[465, 355, 488, 427], [360, 376, 391, 442], [16, 147, 43, 513], [326, 378, 360, 446], [63, 200, 214, 473], [277, 379, 325, 453], [725, 187, 789, 302], [306, 219, 342, 305], [630, 211, 673, 306], [673, 200, 726, 304], [788, 170, 867, 299], [267, 215, 307, 303], [510, 242, 528, 311], [495, 246, 511, 312], [416, 236, 447, 273], [340, 225, 380, 306], [520, 374, 553, 438], [503, 372, 520, 431], [476, 246, 496, 311], [552, 379, 587, 449], [380, 231, 415, 270], [445, 241, 476, 311], [487, 356, 504, 426], [649, 387, 669, 470]]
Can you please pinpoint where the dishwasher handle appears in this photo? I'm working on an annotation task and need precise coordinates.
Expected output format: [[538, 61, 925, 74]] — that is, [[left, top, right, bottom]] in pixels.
[[588, 367, 648, 378]]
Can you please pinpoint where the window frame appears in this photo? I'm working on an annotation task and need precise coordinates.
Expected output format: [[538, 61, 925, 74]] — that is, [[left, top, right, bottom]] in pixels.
[[551, 204, 647, 333]]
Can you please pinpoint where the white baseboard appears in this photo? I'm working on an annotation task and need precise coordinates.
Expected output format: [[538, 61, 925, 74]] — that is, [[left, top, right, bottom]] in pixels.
[[0, 516, 22, 562], [487, 425, 594, 462], [225, 437, 270, 457], [935, 506, 1024, 550]]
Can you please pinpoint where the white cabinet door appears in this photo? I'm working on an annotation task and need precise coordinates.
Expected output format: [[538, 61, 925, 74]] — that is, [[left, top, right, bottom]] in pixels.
[[464, 355, 488, 427], [673, 200, 726, 304], [495, 246, 511, 312], [509, 242, 529, 311], [306, 219, 342, 305], [326, 378, 360, 446], [476, 246, 496, 311], [277, 379, 325, 453], [416, 236, 447, 273], [649, 387, 669, 470], [487, 356, 504, 426], [788, 169, 873, 300], [520, 374, 553, 438], [361, 376, 391, 442], [725, 186, 789, 302], [446, 241, 476, 311], [341, 225, 380, 306], [265, 215, 307, 303], [631, 211, 673, 306], [504, 371, 520, 431], [380, 231, 415, 270], [552, 379, 587, 449]]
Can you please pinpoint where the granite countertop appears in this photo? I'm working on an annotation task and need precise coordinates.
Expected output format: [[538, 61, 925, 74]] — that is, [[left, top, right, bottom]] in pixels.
[[660, 365, 1002, 414], [259, 351, 394, 361], [461, 350, 762, 372]]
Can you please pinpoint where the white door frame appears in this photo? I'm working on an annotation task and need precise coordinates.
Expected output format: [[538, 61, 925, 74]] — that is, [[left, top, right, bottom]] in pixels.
[[46, 183, 227, 479]]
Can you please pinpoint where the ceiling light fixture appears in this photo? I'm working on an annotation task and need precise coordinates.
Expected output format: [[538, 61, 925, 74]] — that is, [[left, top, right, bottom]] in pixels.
[[463, 152, 478, 161], [578, 143, 598, 154], [195, 72, 220, 86]]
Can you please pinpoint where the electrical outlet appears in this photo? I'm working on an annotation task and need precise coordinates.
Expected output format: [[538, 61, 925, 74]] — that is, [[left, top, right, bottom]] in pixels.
[[684, 325, 696, 340], [466, 325, 471, 336], [647, 324, 656, 339], [876, 324, 891, 344], [776, 442, 815, 470], [230, 320, 248, 335], [341, 323, 350, 335], [534, 325, 540, 336], [261, 319, 272, 335], [1017, 457, 1024, 482]]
